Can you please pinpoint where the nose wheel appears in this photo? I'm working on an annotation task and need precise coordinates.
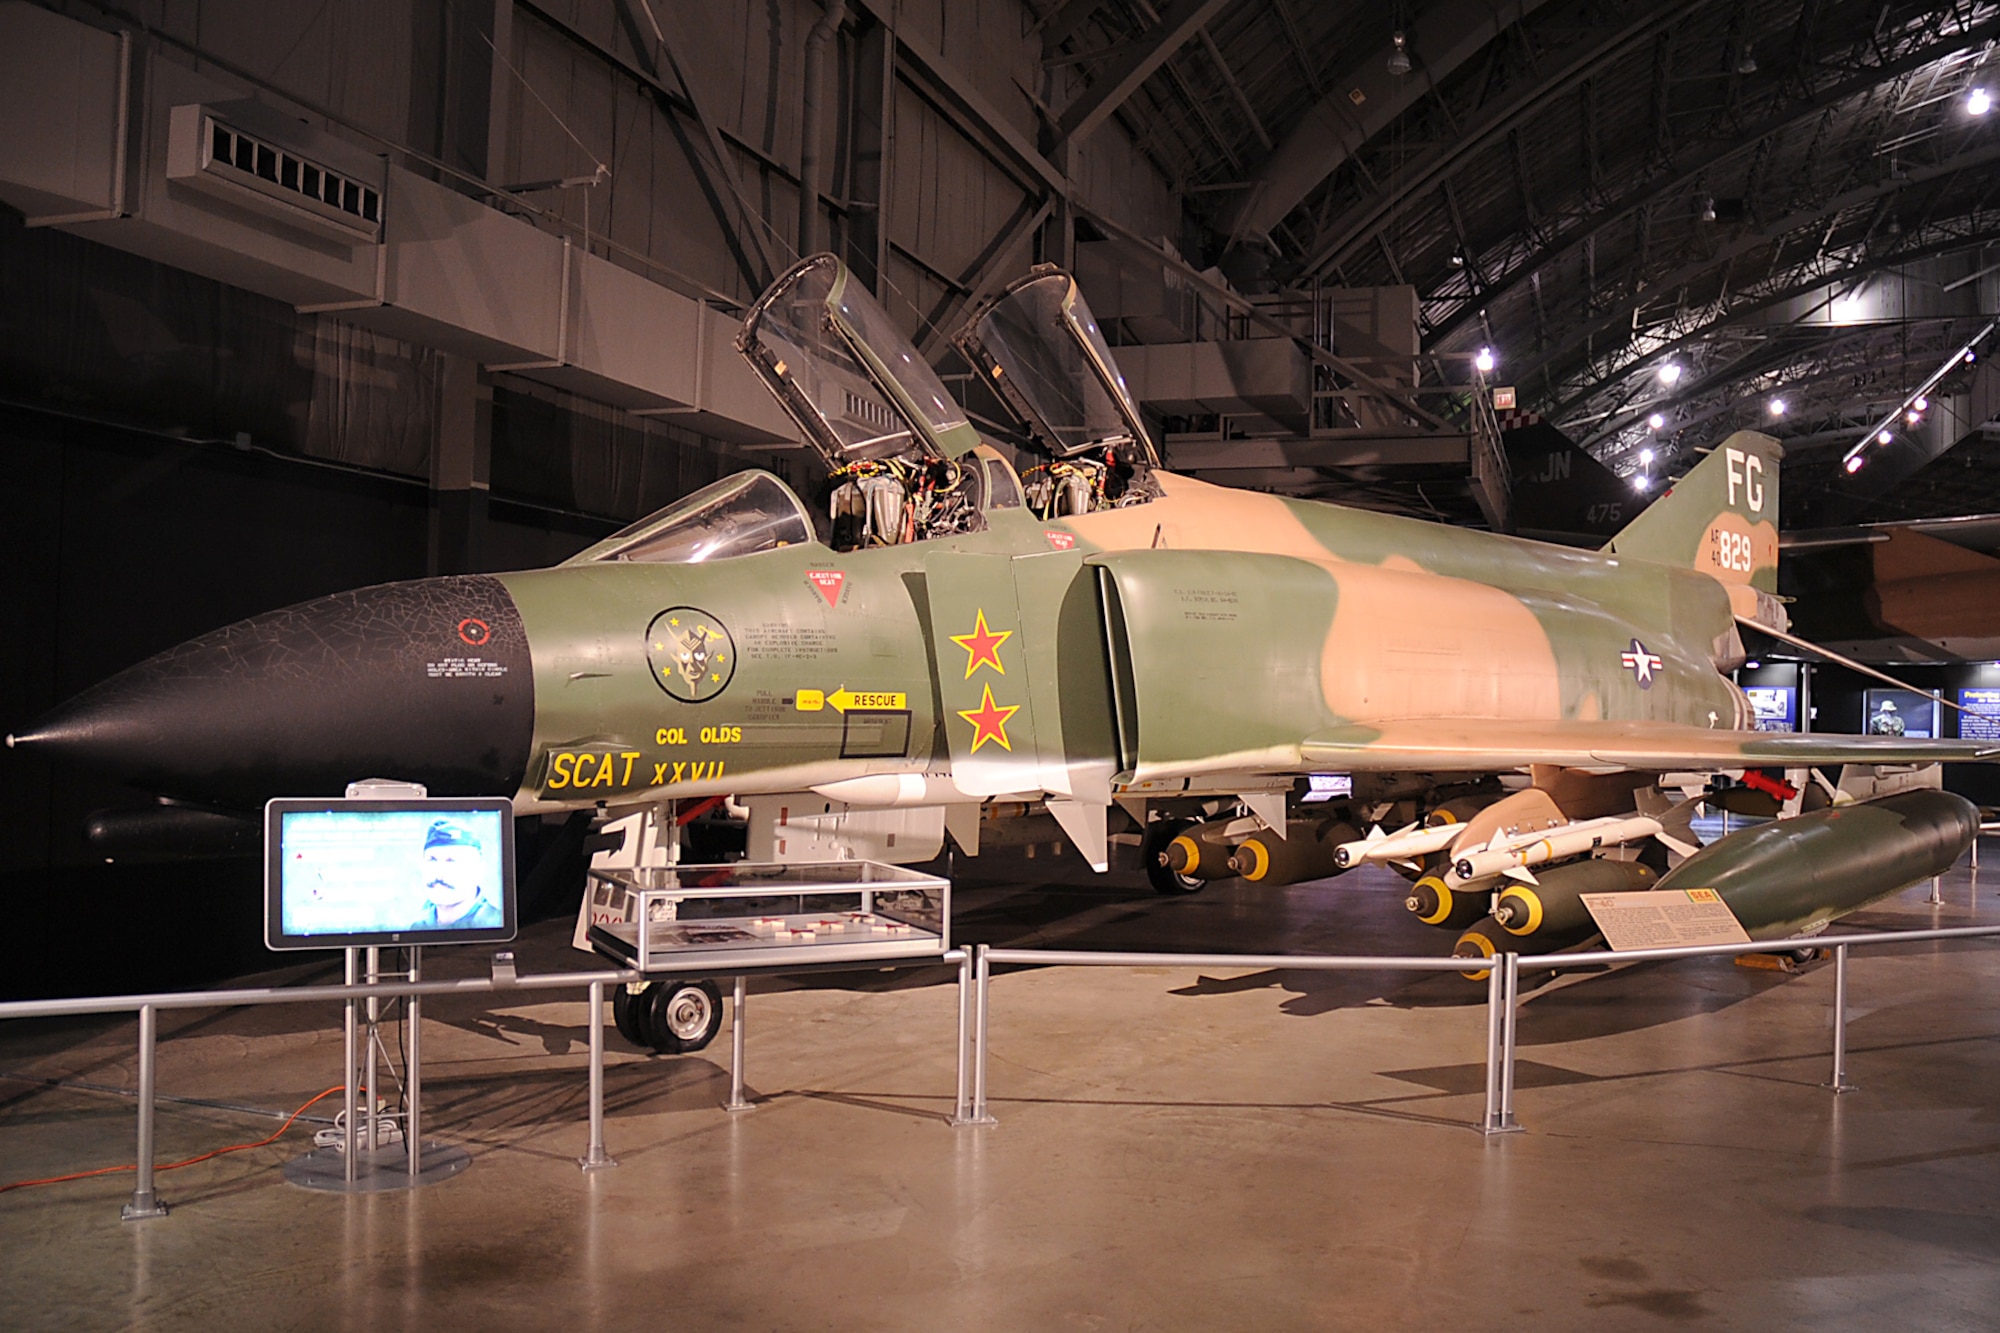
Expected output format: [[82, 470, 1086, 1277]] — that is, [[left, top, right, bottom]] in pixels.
[[612, 979, 726, 1054]]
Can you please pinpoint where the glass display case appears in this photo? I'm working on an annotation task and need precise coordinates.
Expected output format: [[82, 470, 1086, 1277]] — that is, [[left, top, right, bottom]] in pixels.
[[585, 860, 950, 973]]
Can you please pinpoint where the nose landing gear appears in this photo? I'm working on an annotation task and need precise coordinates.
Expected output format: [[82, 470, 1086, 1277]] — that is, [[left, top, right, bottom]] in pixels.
[[612, 978, 726, 1053]]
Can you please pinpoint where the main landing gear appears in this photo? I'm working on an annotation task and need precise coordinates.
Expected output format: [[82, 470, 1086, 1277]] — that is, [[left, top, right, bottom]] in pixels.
[[612, 979, 725, 1054]]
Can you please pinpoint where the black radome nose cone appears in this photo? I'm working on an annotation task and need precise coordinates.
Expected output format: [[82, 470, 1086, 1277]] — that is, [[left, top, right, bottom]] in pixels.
[[9, 575, 534, 805]]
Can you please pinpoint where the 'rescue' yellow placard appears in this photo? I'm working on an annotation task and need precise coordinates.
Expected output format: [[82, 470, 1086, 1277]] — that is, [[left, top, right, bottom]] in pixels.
[[796, 687, 906, 713]]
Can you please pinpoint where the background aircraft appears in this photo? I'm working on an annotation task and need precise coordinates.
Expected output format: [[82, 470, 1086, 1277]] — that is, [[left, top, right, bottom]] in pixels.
[[11, 255, 1992, 1044]]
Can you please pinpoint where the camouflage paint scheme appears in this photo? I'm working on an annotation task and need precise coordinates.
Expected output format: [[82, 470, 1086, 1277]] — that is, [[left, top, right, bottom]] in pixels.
[[501, 429, 1993, 817]]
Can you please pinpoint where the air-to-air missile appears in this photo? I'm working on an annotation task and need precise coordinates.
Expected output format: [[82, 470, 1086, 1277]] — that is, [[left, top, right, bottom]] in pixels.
[[10, 252, 1998, 966], [1449, 813, 1674, 883], [1332, 822, 1463, 870]]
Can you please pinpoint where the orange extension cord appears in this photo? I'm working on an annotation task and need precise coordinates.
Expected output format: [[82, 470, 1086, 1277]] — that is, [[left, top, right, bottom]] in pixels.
[[0, 1084, 348, 1195]]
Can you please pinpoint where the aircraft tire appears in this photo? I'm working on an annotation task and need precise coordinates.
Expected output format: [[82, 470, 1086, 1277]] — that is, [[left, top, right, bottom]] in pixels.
[[1143, 819, 1206, 895], [612, 983, 650, 1046], [643, 979, 725, 1054]]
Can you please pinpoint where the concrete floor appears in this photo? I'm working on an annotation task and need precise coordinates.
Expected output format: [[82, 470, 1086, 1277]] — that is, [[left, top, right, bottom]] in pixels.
[[3, 845, 1999, 1330]]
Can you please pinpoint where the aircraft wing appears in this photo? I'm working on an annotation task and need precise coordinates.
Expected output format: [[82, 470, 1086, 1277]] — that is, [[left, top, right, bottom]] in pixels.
[[1299, 717, 2000, 774]]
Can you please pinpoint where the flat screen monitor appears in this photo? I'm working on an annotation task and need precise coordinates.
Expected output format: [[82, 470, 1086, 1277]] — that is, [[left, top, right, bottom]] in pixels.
[[265, 798, 517, 950], [1862, 687, 1939, 740]]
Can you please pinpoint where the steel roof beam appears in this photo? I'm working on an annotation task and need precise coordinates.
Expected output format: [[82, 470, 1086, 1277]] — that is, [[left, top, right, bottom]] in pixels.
[[1052, 0, 1231, 149], [1265, 0, 1324, 100], [1283, 3, 1674, 274], [1532, 146, 2000, 405], [1422, 13, 2000, 349], [1198, 27, 1272, 151], [1554, 215, 2000, 445], [1224, 0, 1560, 251]]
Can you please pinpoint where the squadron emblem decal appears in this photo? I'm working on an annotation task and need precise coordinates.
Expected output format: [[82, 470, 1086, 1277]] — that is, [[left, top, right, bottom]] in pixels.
[[957, 683, 1020, 753], [950, 609, 1012, 678], [1620, 638, 1664, 688], [646, 607, 736, 702]]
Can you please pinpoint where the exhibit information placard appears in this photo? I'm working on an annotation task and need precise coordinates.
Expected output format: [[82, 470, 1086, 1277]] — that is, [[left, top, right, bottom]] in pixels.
[[1583, 888, 1751, 951], [1743, 685, 1796, 732], [1959, 688, 2000, 741]]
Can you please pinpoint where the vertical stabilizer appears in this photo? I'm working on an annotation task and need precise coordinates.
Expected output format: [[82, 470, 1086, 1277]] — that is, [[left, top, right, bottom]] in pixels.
[[1603, 431, 1783, 594]]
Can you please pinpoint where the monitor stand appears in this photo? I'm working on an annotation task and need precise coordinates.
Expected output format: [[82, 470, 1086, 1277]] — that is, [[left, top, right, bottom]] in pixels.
[[285, 946, 470, 1192]]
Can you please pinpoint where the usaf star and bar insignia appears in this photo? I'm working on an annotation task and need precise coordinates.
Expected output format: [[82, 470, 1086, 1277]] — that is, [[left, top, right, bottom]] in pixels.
[[1620, 638, 1664, 689]]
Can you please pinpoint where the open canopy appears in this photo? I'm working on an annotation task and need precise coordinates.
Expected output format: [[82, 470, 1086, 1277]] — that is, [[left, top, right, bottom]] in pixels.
[[954, 265, 1157, 465], [736, 254, 979, 469]]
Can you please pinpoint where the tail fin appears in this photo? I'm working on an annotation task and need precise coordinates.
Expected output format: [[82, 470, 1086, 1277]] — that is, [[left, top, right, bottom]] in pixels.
[[1603, 430, 1782, 594]]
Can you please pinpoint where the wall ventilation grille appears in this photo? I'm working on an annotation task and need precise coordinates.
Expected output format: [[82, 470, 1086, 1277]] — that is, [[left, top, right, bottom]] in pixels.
[[166, 105, 383, 247]]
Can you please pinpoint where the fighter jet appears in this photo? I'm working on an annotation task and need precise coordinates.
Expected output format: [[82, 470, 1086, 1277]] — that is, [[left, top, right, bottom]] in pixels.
[[11, 254, 1994, 997]]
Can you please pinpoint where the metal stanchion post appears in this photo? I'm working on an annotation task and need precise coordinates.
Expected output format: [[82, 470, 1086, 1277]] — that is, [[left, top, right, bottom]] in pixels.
[[1496, 952, 1523, 1133], [406, 946, 422, 1180], [579, 981, 616, 1169], [343, 948, 358, 1183], [951, 950, 974, 1125], [121, 1004, 167, 1220], [364, 947, 379, 1155], [1929, 874, 1943, 905], [726, 976, 752, 1112], [1481, 958, 1504, 1134], [1826, 942, 1856, 1093], [970, 944, 996, 1124]]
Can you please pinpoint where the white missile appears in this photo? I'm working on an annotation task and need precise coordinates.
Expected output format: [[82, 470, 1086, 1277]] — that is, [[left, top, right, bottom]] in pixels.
[[1330, 821, 1462, 869], [1451, 814, 1665, 882]]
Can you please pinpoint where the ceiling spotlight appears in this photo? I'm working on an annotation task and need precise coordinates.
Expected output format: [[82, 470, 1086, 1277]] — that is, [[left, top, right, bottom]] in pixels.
[[1449, 248, 1466, 268], [1736, 50, 1758, 75], [1967, 349, 1978, 363], [1844, 455, 1865, 473], [1768, 397, 1787, 416], [1657, 362, 1683, 386], [1474, 346, 1496, 373], [1914, 395, 1928, 411], [1387, 30, 1411, 76], [1647, 412, 1665, 430], [1632, 475, 1651, 492], [1699, 194, 1717, 223], [1970, 87, 1992, 116], [1745, 660, 1761, 670], [1877, 429, 1893, 445], [1907, 409, 1923, 425], [1638, 447, 1655, 466]]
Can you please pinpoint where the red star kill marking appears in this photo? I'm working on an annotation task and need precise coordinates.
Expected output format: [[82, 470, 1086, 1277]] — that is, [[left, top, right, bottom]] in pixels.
[[950, 609, 1012, 679], [1620, 638, 1664, 688], [957, 683, 1020, 753]]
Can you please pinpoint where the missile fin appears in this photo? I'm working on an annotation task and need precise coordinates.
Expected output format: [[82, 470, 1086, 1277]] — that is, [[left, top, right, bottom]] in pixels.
[[1655, 832, 1701, 859], [1504, 866, 1540, 885]]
